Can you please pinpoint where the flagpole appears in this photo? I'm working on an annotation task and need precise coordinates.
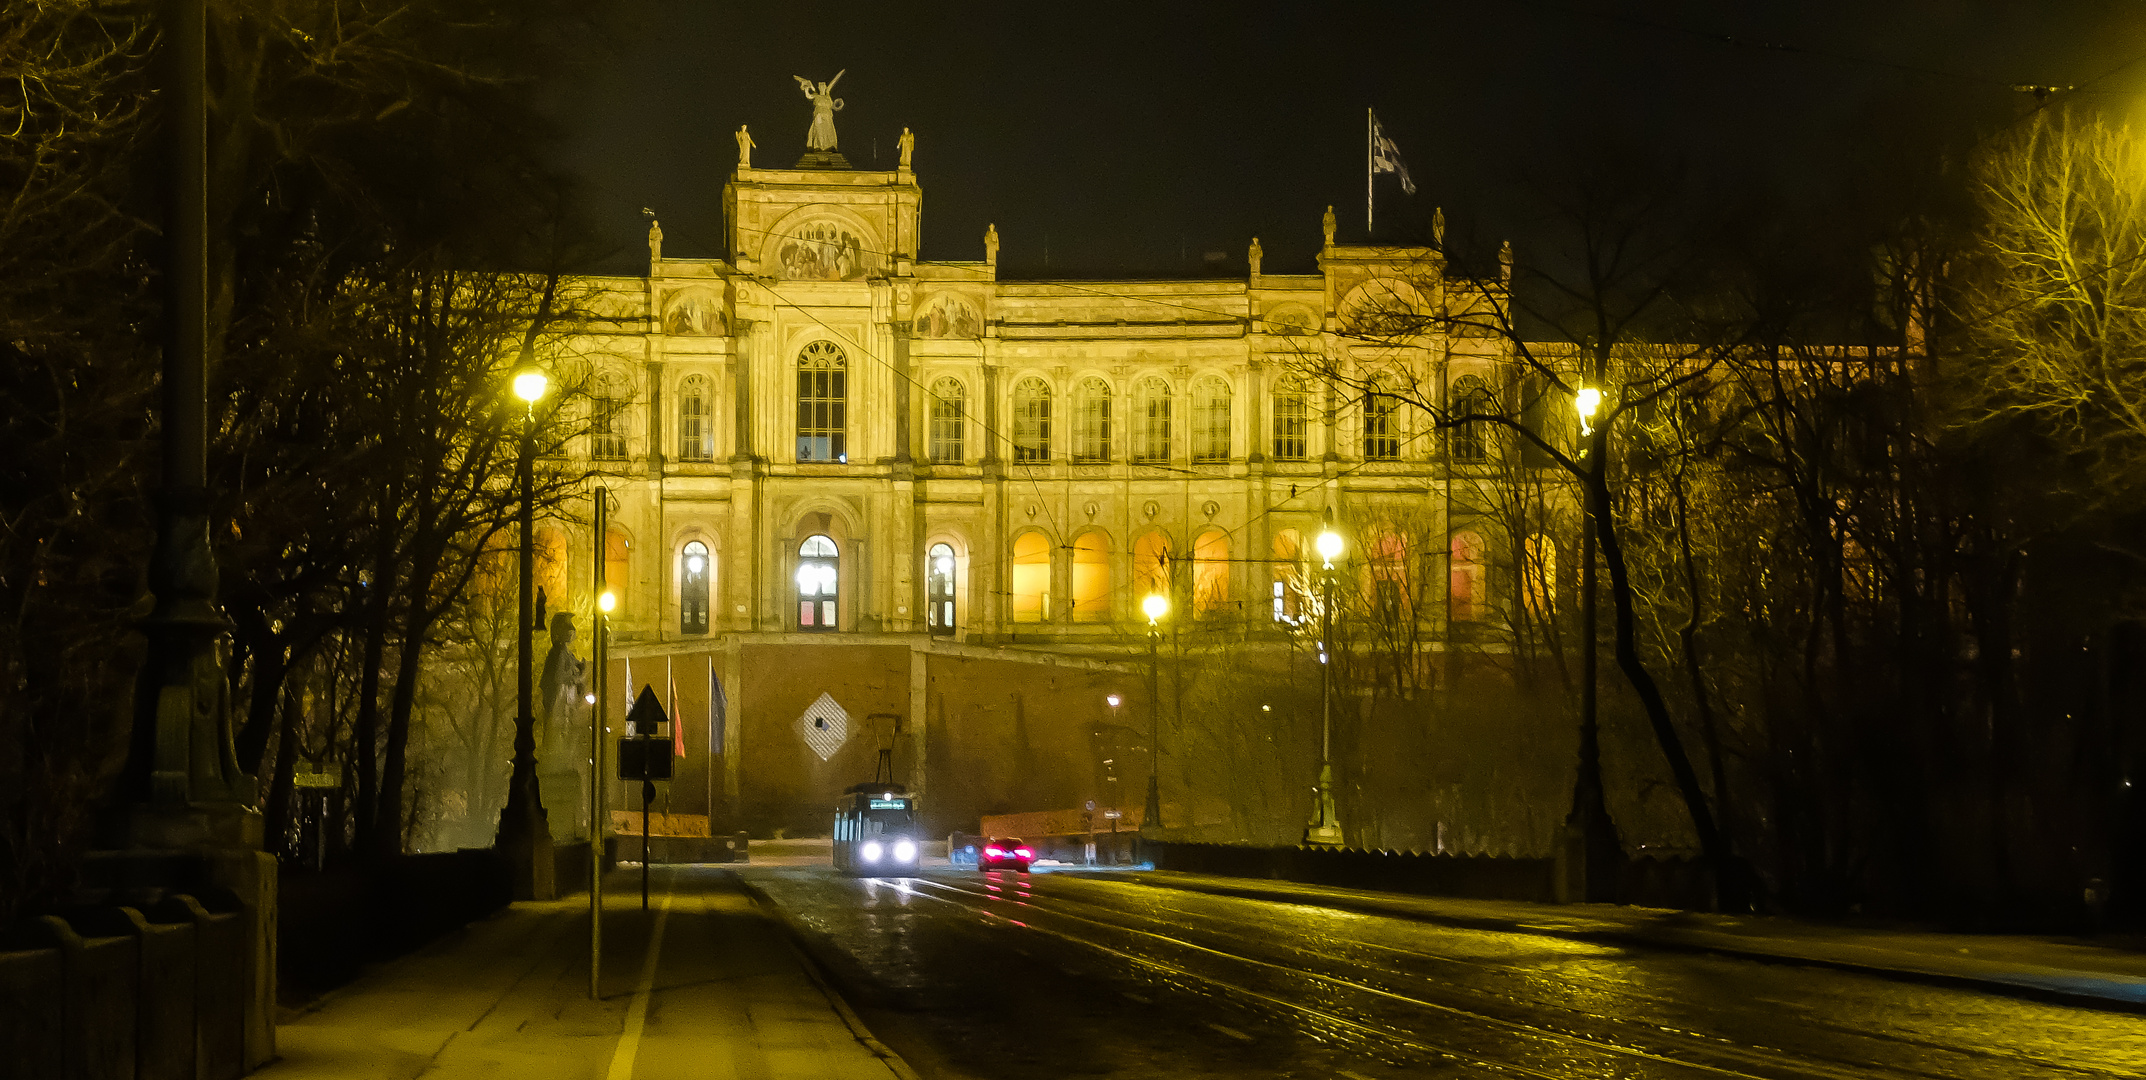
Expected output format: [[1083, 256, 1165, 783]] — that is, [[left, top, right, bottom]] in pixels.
[[1366, 107, 1375, 237]]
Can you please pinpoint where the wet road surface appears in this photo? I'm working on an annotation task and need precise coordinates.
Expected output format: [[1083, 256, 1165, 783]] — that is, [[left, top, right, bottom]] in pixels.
[[741, 864, 2146, 1080]]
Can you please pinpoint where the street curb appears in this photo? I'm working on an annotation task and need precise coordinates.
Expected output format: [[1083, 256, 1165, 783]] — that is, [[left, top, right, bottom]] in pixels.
[[1106, 872, 2146, 1017], [731, 872, 927, 1080]]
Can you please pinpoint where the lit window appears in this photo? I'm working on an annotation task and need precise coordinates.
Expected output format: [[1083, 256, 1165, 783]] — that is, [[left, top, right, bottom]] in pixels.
[[797, 534, 839, 630], [928, 377, 965, 463], [1071, 532, 1111, 622], [1193, 529, 1230, 618], [680, 541, 710, 634], [1075, 377, 1112, 462], [926, 542, 956, 635], [604, 530, 631, 614], [1011, 532, 1050, 622], [1449, 531, 1486, 623], [1270, 529, 1303, 623], [796, 341, 847, 463], [1192, 376, 1231, 462]]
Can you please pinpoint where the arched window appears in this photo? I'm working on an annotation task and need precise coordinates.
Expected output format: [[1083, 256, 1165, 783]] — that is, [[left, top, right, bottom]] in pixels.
[[1012, 377, 1051, 461], [1363, 378, 1400, 461], [1011, 532, 1051, 623], [926, 543, 957, 635], [1449, 531, 1486, 623], [1271, 378, 1308, 461], [796, 341, 847, 463], [1270, 529, 1304, 623], [1132, 532, 1173, 602], [1193, 528, 1230, 618], [591, 376, 628, 460], [1136, 377, 1172, 463], [796, 534, 838, 630], [1071, 532, 1111, 622], [1192, 376, 1231, 462], [1523, 533, 1555, 619], [1450, 375, 1494, 463], [928, 377, 965, 463], [1074, 377, 1112, 462], [678, 375, 713, 461], [605, 530, 632, 614], [680, 541, 710, 634]]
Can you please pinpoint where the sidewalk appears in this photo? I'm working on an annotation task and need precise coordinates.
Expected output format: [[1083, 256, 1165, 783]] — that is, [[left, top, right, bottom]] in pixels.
[[258, 865, 915, 1080], [1104, 870, 2146, 1014]]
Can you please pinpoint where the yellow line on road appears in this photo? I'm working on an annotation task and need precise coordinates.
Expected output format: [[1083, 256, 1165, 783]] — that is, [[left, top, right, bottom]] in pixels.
[[606, 880, 674, 1080]]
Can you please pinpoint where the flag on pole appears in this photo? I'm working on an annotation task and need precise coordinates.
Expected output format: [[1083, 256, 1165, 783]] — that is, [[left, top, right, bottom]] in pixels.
[[1370, 110, 1416, 196]]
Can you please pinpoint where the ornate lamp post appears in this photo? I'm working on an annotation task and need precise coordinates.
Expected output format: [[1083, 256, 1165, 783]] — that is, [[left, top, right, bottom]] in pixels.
[[1140, 593, 1169, 831], [1304, 521, 1346, 846], [1563, 383, 1620, 901], [497, 365, 556, 900]]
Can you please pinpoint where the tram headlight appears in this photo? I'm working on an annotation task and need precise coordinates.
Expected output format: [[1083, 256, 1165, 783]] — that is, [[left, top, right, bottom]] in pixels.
[[893, 838, 917, 862], [861, 840, 883, 862]]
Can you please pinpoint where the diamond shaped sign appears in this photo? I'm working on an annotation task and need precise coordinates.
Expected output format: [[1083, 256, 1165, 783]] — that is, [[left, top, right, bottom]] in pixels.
[[798, 692, 850, 761]]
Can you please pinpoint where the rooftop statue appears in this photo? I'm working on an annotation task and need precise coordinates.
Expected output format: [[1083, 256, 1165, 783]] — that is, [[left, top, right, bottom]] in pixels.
[[794, 70, 846, 151]]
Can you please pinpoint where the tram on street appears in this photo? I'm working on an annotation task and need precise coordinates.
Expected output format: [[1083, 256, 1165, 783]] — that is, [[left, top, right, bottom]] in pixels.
[[832, 782, 921, 875]]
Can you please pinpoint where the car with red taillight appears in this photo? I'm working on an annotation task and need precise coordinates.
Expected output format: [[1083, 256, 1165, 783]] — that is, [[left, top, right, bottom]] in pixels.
[[978, 836, 1033, 872]]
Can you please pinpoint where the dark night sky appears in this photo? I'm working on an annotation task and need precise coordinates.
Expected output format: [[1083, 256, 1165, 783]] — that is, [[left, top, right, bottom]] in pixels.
[[546, 1, 2146, 277]]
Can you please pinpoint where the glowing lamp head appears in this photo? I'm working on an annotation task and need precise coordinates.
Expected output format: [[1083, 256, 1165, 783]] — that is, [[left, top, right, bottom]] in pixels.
[[936, 557, 953, 575], [1141, 593, 1169, 623], [511, 368, 548, 403], [686, 554, 705, 574], [1106, 693, 1122, 708], [1315, 528, 1344, 563], [1575, 385, 1603, 434], [584, 693, 596, 705], [597, 591, 616, 613]]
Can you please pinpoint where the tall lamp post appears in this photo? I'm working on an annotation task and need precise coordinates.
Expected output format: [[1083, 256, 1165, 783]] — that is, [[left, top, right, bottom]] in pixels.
[[498, 366, 556, 901], [1304, 520, 1346, 846], [1140, 593, 1169, 831], [1563, 384, 1620, 901]]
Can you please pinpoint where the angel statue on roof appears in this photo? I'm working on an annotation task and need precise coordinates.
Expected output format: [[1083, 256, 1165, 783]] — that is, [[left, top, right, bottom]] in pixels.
[[795, 70, 845, 151]]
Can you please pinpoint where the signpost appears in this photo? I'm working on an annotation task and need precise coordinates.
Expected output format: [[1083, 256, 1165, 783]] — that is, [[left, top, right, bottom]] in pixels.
[[619, 686, 673, 910]]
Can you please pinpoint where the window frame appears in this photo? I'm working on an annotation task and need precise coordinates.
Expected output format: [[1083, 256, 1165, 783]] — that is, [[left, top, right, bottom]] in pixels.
[[796, 341, 848, 464], [796, 534, 839, 631], [678, 375, 713, 461], [1272, 381, 1308, 460], [1135, 377, 1172, 463], [1012, 377, 1052, 462], [680, 540, 711, 634], [1192, 375, 1231, 462], [926, 542, 957, 636], [928, 377, 966, 463]]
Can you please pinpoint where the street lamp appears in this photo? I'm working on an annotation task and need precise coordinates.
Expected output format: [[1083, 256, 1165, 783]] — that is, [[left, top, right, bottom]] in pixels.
[[1305, 519, 1346, 846], [1140, 592, 1169, 831], [497, 364, 555, 901], [1563, 383, 1620, 901], [589, 573, 614, 999]]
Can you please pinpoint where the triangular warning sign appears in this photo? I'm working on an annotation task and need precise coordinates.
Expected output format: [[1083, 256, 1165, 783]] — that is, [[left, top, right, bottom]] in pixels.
[[625, 684, 669, 737]]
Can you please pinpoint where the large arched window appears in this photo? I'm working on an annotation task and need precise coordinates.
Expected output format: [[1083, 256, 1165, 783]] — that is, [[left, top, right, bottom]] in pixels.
[[678, 375, 713, 461], [928, 377, 965, 463], [1071, 532, 1112, 622], [1012, 377, 1051, 461], [1271, 378, 1308, 461], [796, 341, 847, 463], [680, 540, 710, 634], [1074, 377, 1113, 462], [1192, 376, 1231, 462], [1193, 528, 1230, 618], [591, 376, 628, 460], [796, 534, 839, 630], [1270, 529, 1304, 623], [1135, 377, 1172, 463], [1450, 531, 1487, 622], [1010, 532, 1051, 623], [1363, 378, 1401, 461], [1450, 375, 1494, 463], [926, 542, 957, 635], [603, 530, 631, 614], [535, 527, 570, 612], [1132, 531, 1173, 602]]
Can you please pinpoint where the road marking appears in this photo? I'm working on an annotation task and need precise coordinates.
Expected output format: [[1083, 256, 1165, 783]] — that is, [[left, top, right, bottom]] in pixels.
[[1207, 1021, 1253, 1041], [606, 882, 674, 1080]]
